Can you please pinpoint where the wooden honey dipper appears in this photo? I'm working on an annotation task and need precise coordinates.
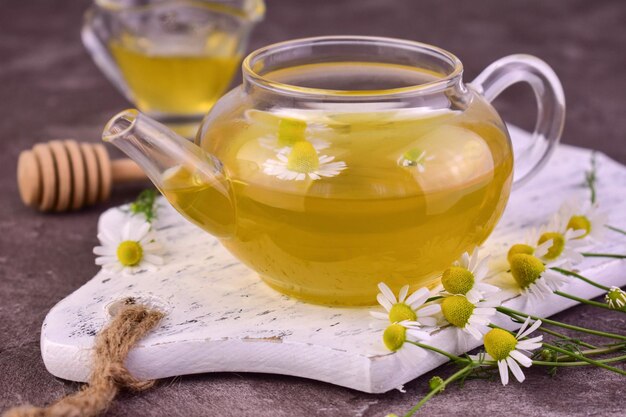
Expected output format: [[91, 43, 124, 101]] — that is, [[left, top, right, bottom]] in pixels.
[[17, 139, 147, 212]]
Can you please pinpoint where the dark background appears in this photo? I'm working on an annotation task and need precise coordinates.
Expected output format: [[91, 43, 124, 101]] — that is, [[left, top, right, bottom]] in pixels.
[[1, 1, 625, 416]]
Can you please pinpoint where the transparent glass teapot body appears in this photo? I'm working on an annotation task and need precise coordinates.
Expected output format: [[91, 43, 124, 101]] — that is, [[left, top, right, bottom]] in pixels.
[[83, 0, 265, 119], [104, 36, 565, 306]]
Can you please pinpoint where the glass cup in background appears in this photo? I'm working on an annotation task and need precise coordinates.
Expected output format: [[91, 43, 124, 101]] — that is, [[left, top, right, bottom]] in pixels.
[[82, 0, 265, 137]]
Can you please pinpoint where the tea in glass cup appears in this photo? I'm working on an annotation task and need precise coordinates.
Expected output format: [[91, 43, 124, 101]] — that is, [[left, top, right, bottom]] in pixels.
[[83, 0, 264, 129]]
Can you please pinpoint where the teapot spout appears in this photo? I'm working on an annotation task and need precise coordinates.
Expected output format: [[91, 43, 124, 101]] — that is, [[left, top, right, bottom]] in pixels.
[[103, 109, 236, 238]]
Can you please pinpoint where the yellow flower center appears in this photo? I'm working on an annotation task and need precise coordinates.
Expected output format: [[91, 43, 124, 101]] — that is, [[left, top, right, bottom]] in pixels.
[[567, 215, 591, 238], [537, 232, 565, 260], [388, 303, 417, 323], [510, 254, 545, 289], [441, 266, 475, 295], [402, 148, 425, 166], [484, 328, 517, 361], [605, 287, 626, 311], [507, 243, 535, 264], [441, 295, 475, 328], [286, 141, 320, 173], [116, 240, 143, 267], [383, 323, 407, 352], [278, 117, 307, 147]]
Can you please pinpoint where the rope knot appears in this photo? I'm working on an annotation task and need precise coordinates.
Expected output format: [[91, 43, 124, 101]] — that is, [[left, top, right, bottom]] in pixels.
[[3, 305, 164, 417]]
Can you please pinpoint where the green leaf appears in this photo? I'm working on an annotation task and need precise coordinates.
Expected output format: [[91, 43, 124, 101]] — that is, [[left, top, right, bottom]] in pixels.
[[130, 189, 158, 222]]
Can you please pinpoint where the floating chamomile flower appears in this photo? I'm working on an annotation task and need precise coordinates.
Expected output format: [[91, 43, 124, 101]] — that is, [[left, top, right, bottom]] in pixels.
[[509, 254, 569, 303], [440, 294, 498, 341], [262, 141, 347, 181], [371, 283, 441, 328], [605, 287, 626, 310], [93, 217, 163, 275], [439, 248, 499, 303], [382, 322, 432, 366], [398, 148, 434, 172], [471, 317, 543, 386], [555, 200, 608, 242], [258, 117, 330, 152]]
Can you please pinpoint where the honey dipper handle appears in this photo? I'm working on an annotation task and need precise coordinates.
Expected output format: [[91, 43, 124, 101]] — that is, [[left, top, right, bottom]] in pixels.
[[111, 159, 147, 183]]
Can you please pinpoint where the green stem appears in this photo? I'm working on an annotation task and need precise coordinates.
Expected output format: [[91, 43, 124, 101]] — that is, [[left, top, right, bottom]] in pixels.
[[535, 326, 597, 349], [408, 342, 469, 364], [605, 225, 626, 236], [550, 267, 610, 291], [497, 306, 626, 341], [582, 252, 626, 259], [403, 364, 473, 417], [585, 152, 597, 205], [533, 354, 626, 367], [554, 291, 618, 312], [426, 296, 443, 303], [570, 345, 626, 357], [542, 342, 626, 376]]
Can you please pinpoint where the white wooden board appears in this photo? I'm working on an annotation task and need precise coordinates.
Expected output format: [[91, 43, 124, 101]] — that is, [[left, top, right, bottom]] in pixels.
[[41, 127, 626, 393]]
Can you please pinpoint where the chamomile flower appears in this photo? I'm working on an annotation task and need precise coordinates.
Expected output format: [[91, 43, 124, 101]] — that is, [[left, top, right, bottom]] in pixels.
[[382, 322, 432, 367], [509, 254, 569, 303], [258, 117, 330, 152], [440, 294, 499, 341], [93, 217, 163, 275], [262, 141, 347, 181], [371, 283, 441, 328], [472, 317, 543, 386], [398, 148, 435, 172], [605, 287, 626, 310], [506, 227, 554, 265], [555, 200, 608, 242], [439, 248, 499, 303], [534, 227, 586, 267]]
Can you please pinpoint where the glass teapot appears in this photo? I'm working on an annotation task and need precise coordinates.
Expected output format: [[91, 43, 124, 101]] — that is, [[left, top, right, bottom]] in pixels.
[[103, 36, 565, 306]]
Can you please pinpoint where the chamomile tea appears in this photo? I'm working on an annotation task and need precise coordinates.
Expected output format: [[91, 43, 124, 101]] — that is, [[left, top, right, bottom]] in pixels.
[[162, 62, 514, 305], [110, 40, 240, 115], [110, 32, 240, 116]]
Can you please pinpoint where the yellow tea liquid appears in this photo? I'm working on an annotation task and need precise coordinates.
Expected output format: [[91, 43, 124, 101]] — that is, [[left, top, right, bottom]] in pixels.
[[162, 62, 514, 305], [110, 32, 240, 116]]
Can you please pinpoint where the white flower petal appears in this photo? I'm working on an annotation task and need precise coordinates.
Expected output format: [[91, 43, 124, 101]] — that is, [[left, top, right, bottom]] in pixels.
[[406, 287, 430, 308], [465, 289, 482, 304], [95, 256, 117, 266], [377, 283, 397, 305], [370, 311, 389, 320], [417, 316, 438, 327], [506, 357, 526, 383], [497, 360, 510, 386], [516, 340, 543, 351], [398, 285, 409, 303], [510, 350, 533, 367], [417, 304, 441, 317], [464, 323, 484, 340], [376, 293, 393, 312], [121, 221, 132, 241], [516, 316, 532, 337], [406, 329, 431, 341], [518, 319, 542, 339], [97, 231, 117, 246], [93, 246, 115, 256], [473, 307, 496, 316]]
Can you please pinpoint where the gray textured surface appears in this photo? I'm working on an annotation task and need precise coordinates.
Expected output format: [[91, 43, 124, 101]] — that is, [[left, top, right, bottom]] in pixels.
[[0, 0, 625, 416]]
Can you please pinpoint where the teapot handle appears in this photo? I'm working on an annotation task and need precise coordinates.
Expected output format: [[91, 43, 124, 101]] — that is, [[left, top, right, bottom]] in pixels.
[[470, 55, 565, 188]]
